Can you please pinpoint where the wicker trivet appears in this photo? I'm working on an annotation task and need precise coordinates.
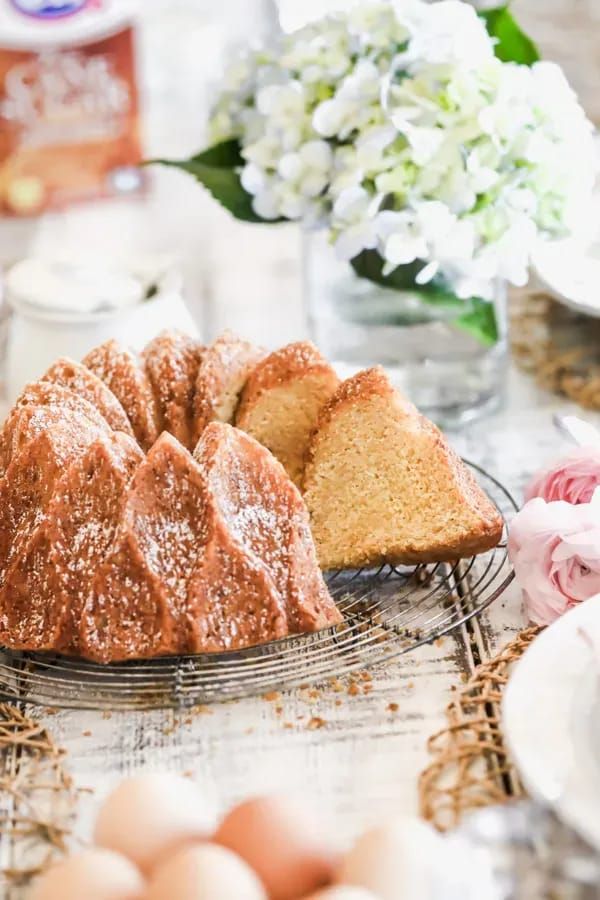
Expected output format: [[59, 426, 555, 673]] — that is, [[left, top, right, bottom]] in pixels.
[[0, 704, 81, 888], [419, 626, 541, 831], [510, 290, 600, 409]]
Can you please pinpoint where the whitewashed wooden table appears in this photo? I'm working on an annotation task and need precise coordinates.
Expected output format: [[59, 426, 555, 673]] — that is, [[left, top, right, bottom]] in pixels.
[[3, 205, 597, 895]]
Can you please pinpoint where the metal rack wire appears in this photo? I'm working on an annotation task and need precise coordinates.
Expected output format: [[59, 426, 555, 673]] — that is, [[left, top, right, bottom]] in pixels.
[[0, 462, 517, 711]]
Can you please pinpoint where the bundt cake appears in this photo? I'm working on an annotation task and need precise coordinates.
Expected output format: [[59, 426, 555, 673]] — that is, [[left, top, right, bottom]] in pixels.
[[83, 340, 161, 451], [192, 330, 264, 446], [303, 367, 504, 570], [236, 341, 340, 488], [0, 327, 504, 662], [0, 360, 340, 660]]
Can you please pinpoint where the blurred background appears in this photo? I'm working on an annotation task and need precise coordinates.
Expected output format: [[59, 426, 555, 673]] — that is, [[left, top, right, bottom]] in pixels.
[[0, 0, 598, 353]]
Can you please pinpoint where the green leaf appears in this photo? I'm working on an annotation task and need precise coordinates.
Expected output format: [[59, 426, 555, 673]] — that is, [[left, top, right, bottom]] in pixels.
[[145, 140, 276, 224], [351, 250, 425, 293], [453, 297, 499, 346], [351, 249, 498, 346], [479, 6, 540, 65]]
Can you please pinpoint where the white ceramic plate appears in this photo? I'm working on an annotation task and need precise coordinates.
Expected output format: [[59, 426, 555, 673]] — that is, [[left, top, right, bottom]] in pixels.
[[503, 596, 600, 851]]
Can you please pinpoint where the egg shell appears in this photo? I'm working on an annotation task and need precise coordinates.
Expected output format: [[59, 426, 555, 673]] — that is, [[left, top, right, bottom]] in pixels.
[[94, 773, 215, 873], [29, 848, 145, 900], [145, 842, 268, 900], [336, 817, 444, 900], [305, 889, 378, 899], [215, 795, 337, 900]]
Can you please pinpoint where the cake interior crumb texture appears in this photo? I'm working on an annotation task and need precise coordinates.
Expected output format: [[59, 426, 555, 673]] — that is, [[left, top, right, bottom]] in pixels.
[[304, 368, 503, 571]]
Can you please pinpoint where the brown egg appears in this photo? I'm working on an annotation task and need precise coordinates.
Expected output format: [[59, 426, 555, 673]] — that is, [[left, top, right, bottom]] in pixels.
[[29, 849, 145, 900], [215, 795, 337, 900], [146, 843, 267, 900], [94, 773, 215, 874]]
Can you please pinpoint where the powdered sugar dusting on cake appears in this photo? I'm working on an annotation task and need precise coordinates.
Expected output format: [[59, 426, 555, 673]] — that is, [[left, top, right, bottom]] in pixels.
[[84, 340, 160, 451], [143, 331, 204, 449], [0, 338, 341, 662], [41, 358, 134, 438]]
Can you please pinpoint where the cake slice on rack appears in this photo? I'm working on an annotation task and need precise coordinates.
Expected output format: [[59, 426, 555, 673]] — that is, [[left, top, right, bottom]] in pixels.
[[236, 341, 339, 488], [303, 367, 503, 571], [189, 423, 341, 651], [83, 340, 161, 451], [192, 331, 265, 447], [80, 432, 208, 663]]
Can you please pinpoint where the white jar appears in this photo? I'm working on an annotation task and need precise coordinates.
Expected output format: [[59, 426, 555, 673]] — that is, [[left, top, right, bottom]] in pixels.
[[4, 257, 199, 402]]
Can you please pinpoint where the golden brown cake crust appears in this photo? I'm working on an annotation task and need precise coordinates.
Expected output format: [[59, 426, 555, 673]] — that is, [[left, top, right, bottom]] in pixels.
[[0, 433, 143, 653], [143, 331, 205, 450], [237, 341, 336, 419], [192, 331, 264, 446], [84, 340, 161, 451], [193, 423, 341, 639], [41, 358, 135, 438], [308, 366, 415, 447], [0, 386, 114, 478]]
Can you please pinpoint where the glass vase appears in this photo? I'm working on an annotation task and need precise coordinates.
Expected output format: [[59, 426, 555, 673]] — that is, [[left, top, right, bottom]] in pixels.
[[303, 232, 508, 429]]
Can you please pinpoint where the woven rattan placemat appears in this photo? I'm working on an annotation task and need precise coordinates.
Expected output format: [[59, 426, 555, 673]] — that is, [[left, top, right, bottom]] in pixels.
[[419, 626, 541, 831], [510, 290, 600, 409]]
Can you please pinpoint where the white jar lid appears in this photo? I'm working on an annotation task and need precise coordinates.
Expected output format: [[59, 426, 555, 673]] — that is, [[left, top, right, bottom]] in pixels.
[[0, 0, 137, 50], [6, 257, 144, 322]]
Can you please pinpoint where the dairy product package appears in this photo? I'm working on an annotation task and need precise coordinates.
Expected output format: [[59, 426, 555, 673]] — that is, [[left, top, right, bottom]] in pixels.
[[0, 0, 142, 216]]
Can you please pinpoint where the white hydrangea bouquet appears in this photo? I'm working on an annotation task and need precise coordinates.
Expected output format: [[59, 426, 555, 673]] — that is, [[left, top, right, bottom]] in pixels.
[[153, 0, 596, 345]]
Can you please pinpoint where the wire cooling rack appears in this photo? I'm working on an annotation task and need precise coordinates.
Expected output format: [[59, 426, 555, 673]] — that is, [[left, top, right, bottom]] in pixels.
[[0, 462, 517, 711]]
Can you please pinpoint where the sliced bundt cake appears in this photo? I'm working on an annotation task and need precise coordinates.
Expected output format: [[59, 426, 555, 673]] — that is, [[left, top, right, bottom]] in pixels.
[[143, 331, 205, 450], [236, 341, 340, 488], [192, 331, 264, 447], [83, 340, 161, 451], [303, 367, 503, 570], [0, 388, 340, 661]]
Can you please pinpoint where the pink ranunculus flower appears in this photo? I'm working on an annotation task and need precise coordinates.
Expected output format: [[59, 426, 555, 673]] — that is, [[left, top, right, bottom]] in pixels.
[[525, 445, 600, 505], [509, 492, 600, 626]]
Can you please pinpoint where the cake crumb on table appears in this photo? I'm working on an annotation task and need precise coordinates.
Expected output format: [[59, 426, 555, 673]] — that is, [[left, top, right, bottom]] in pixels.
[[307, 717, 326, 731], [263, 691, 281, 702]]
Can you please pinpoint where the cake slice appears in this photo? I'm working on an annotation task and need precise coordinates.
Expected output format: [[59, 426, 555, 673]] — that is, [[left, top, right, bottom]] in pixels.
[[41, 358, 135, 438], [236, 341, 340, 488], [190, 422, 342, 648], [303, 368, 503, 570], [83, 340, 160, 451], [192, 331, 264, 447], [0, 433, 143, 652], [143, 331, 204, 450]]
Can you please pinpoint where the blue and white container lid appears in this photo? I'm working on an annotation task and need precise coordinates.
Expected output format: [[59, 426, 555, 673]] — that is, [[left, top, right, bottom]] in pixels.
[[0, 0, 137, 48]]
